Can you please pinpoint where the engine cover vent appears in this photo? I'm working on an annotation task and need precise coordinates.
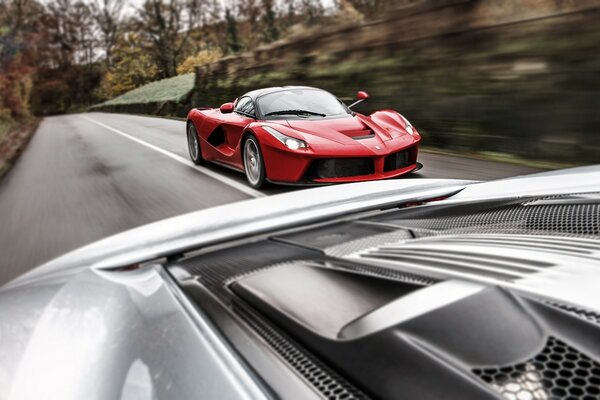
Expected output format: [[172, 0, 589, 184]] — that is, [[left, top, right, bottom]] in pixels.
[[375, 201, 600, 238], [473, 337, 600, 400], [349, 233, 600, 289], [547, 302, 600, 326]]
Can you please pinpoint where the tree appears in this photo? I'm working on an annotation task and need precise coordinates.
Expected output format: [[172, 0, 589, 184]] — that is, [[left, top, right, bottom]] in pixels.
[[95, 32, 158, 99], [0, 0, 44, 119], [262, 0, 279, 44], [90, 0, 123, 67], [225, 8, 242, 54], [344, 0, 394, 19], [299, 0, 324, 25], [333, 0, 364, 26], [237, 0, 261, 49], [136, 0, 199, 78], [39, 0, 96, 69], [176, 48, 222, 75]]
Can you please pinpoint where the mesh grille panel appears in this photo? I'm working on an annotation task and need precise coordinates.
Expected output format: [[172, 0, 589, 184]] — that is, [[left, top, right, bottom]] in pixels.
[[178, 241, 319, 298], [473, 337, 600, 400], [548, 302, 600, 325], [324, 230, 413, 257], [305, 260, 439, 286], [176, 241, 371, 399], [233, 301, 368, 400], [387, 203, 600, 238]]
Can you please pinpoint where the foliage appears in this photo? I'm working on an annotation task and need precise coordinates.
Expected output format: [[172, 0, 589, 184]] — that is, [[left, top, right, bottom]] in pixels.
[[343, 0, 417, 19], [333, 0, 364, 25], [90, 0, 124, 67], [0, 0, 366, 118], [0, 0, 41, 121], [262, 0, 280, 43], [176, 49, 223, 75], [135, 0, 202, 78], [0, 119, 17, 145], [31, 65, 103, 115], [95, 32, 158, 100], [96, 73, 195, 106], [39, 0, 96, 68], [225, 8, 242, 54]]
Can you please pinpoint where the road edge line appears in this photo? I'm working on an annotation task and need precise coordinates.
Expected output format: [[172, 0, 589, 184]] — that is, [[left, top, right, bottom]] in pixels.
[[79, 115, 265, 198]]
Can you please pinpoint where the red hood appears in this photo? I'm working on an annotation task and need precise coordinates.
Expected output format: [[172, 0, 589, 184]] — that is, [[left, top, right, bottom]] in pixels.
[[282, 114, 410, 145]]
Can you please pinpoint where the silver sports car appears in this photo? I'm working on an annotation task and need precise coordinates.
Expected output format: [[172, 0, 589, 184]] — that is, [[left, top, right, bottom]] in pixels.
[[1, 166, 600, 400]]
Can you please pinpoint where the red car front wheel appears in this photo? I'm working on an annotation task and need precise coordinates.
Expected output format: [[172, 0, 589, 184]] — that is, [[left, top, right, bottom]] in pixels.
[[243, 135, 267, 189], [187, 123, 204, 165]]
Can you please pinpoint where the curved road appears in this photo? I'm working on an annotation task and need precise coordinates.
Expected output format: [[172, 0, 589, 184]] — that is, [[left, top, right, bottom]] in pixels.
[[0, 112, 542, 285]]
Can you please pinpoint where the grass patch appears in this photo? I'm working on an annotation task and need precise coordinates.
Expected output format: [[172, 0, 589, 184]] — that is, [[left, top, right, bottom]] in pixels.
[[94, 73, 195, 107]]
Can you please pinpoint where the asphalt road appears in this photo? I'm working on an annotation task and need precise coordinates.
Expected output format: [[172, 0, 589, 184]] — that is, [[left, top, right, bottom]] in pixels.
[[0, 112, 542, 285]]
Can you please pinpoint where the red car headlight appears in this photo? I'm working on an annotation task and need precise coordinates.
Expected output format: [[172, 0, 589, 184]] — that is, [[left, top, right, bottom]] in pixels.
[[399, 115, 415, 135], [263, 126, 308, 150]]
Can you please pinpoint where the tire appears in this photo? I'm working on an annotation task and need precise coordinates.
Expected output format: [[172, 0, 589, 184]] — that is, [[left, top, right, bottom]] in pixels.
[[187, 123, 204, 165], [243, 134, 267, 189]]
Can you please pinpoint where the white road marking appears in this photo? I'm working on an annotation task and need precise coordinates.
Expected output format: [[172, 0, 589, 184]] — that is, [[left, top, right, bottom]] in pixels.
[[80, 115, 265, 198]]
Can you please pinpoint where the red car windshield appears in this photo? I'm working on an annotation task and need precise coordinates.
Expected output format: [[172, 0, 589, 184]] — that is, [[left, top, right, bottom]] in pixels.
[[257, 89, 350, 118]]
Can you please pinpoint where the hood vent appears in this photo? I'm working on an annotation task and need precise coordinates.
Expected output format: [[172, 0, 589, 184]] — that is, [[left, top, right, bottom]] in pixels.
[[355, 234, 563, 283], [347, 129, 375, 140], [473, 336, 600, 400], [351, 233, 600, 283], [359, 247, 544, 282], [403, 234, 600, 257], [340, 121, 374, 139]]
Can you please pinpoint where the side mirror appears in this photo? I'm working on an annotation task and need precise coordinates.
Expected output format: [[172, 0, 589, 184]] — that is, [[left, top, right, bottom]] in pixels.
[[349, 91, 369, 109], [220, 102, 234, 113]]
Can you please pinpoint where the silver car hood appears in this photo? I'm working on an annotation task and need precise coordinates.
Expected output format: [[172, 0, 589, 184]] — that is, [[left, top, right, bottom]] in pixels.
[[6, 178, 474, 289], [1, 165, 599, 400], [7, 165, 600, 290]]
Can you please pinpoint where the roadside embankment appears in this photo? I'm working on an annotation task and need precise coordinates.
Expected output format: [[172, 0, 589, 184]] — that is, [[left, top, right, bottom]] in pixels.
[[90, 73, 195, 117], [0, 119, 39, 180]]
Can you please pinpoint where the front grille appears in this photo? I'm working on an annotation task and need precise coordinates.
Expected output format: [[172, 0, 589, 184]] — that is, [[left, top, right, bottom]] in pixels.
[[383, 146, 417, 172], [473, 337, 600, 400], [306, 158, 374, 179]]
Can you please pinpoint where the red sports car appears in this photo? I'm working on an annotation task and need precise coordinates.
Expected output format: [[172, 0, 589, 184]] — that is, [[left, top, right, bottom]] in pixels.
[[186, 86, 421, 188]]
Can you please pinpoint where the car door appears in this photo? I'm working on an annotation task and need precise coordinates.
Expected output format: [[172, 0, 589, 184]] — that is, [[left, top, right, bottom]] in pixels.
[[217, 96, 256, 166]]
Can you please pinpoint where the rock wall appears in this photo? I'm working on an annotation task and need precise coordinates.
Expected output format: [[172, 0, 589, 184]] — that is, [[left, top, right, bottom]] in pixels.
[[193, 0, 600, 163]]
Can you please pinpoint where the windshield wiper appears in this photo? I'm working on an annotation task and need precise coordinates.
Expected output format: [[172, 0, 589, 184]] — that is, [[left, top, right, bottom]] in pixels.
[[264, 109, 326, 117]]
